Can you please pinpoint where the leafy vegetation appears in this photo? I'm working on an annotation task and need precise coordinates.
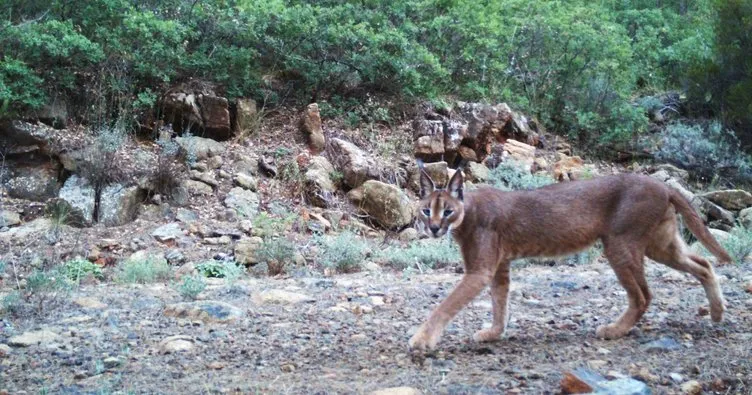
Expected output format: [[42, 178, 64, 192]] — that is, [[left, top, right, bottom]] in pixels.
[[317, 231, 368, 273], [488, 159, 555, 191], [377, 238, 460, 270], [176, 274, 206, 300], [196, 259, 243, 280], [60, 258, 104, 283], [2, 0, 749, 150], [256, 237, 296, 276], [115, 254, 171, 284]]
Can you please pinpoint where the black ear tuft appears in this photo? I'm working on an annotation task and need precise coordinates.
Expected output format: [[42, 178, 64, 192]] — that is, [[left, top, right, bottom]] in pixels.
[[419, 167, 435, 199], [447, 168, 464, 201]]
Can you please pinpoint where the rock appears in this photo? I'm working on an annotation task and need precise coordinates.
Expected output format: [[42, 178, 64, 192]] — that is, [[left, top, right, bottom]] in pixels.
[[233, 172, 257, 192], [151, 223, 184, 242], [234, 236, 264, 265], [0, 211, 21, 228], [369, 387, 422, 395], [102, 356, 123, 369], [300, 103, 325, 152], [257, 156, 278, 177], [700, 189, 752, 211], [444, 120, 467, 152], [163, 301, 244, 323], [745, 280, 752, 294], [399, 227, 419, 242], [654, 164, 689, 181], [702, 200, 734, 226], [165, 249, 186, 265], [681, 380, 702, 395], [0, 218, 52, 243], [184, 179, 214, 196], [650, 170, 671, 183], [58, 175, 96, 226], [642, 337, 681, 353], [669, 373, 684, 383], [190, 170, 218, 188], [560, 372, 593, 394], [73, 297, 107, 309], [176, 208, 198, 224], [304, 157, 336, 207], [588, 360, 609, 369], [502, 139, 536, 168], [309, 212, 332, 232], [0, 344, 11, 357], [553, 154, 585, 182], [562, 368, 650, 395], [330, 138, 379, 189], [413, 119, 445, 157], [159, 335, 194, 354], [174, 262, 196, 280], [252, 289, 314, 305], [740, 207, 752, 229], [234, 98, 257, 133], [175, 136, 226, 161], [464, 162, 489, 183], [422, 161, 449, 188], [347, 181, 414, 229], [224, 187, 260, 218], [8, 330, 61, 347], [98, 184, 143, 226], [708, 228, 731, 243], [197, 95, 232, 140], [457, 145, 478, 162]]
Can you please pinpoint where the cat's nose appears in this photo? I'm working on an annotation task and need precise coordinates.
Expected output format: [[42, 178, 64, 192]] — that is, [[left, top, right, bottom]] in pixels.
[[429, 225, 440, 235]]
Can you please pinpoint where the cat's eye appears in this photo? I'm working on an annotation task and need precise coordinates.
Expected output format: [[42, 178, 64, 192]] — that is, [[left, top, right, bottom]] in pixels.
[[421, 208, 431, 216], [443, 209, 453, 217]]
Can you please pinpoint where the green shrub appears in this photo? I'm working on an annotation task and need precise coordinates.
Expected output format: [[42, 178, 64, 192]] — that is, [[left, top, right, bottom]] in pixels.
[[655, 121, 752, 183], [1, 290, 21, 314], [720, 227, 752, 263], [196, 260, 244, 280], [176, 275, 206, 300], [256, 238, 296, 276], [377, 238, 461, 270], [115, 254, 171, 284], [252, 212, 297, 238], [317, 231, 368, 273], [488, 159, 555, 191], [60, 258, 104, 283], [24, 269, 73, 312]]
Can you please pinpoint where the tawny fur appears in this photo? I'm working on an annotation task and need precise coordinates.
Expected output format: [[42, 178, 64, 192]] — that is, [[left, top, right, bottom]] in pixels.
[[409, 167, 731, 351]]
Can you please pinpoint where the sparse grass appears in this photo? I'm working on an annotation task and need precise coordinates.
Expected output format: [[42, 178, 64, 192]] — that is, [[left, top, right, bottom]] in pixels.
[[115, 254, 171, 284], [256, 237, 296, 276], [1, 290, 21, 314], [488, 159, 554, 191], [60, 257, 104, 284], [24, 269, 73, 312], [252, 212, 297, 238], [317, 231, 368, 273], [46, 199, 72, 234], [196, 259, 244, 281], [176, 274, 206, 300], [377, 238, 461, 270]]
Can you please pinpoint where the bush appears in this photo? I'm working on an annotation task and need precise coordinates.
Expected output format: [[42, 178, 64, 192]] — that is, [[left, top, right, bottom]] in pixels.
[[377, 238, 461, 270], [488, 159, 555, 191], [24, 269, 73, 312], [256, 237, 296, 276], [317, 231, 368, 273], [151, 139, 184, 200], [196, 260, 244, 281], [720, 226, 752, 263], [115, 254, 171, 284], [654, 121, 752, 183], [60, 258, 103, 283], [176, 275, 206, 301]]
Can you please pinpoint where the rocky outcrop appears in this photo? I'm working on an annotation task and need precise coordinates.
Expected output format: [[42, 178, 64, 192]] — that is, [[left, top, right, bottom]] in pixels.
[[160, 84, 232, 140], [300, 103, 326, 153], [329, 138, 379, 189], [700, 190, 752, 211], [347, 181, 414, 229], [553, 154, 585, 181], [175, 136, 225, 161], [224, 187, 260, 218], [98, 184, 143, 226], [304, 156, 336, 207], [58, 175, 96, 226], [5, 162, 61, 201]]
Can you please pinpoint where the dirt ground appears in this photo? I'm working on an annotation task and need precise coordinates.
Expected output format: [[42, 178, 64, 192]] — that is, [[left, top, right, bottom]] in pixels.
[[2, 256, 750, 394]]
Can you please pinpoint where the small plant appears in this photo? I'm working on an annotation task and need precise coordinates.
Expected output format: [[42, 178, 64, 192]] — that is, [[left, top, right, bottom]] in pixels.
[[256, 237, 296, 276], [1, 290, 21, 314], [60, 258, 104, 284], [488, 159, 554, 191], [317, 231, 368, 273], [46, 199, 71, 232], [252, 212, 297, 238], [115, 254, 171, 284], [24, 269, 72, 312], [196, 260, 244, 280], [329, 170, 344, 185], [377, 238, 461, 270], [719, 226, 752, 263], [176, 274, 206, 300]]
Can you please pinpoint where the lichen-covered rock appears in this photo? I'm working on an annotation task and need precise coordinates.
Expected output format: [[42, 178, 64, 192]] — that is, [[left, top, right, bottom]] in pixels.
[[700, 189, 752, 211], [5, 164, 61, 201], [300, 103, 325, 152], [347, 181, 414, 229], [330, 138, 379, 189], [224, 187, 259, 218], [98, 184, 143, 226], [464, 162, 489, 183], [304, 156, 336, 207], [58, 175, 96, 226]]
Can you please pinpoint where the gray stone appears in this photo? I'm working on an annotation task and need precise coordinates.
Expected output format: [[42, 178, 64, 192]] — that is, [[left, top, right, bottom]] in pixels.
[[176, 208, 198, 224], [655, 164, 689, 181], [58, 175, 96, 226], [0, 218, 52, 243], [740, 207, 752, 230], [464, 162, 489, 183], [224, 187, 259, 218], [305, 157, 336, 207], [252, 289, 314, 305], [641, 337, 681, 353], [347, 181, 414, 229], [233, 172, 257, 191], [151, 223, 184, 242], [163, 301, 244, 323], [0, 211, 21, 228], [234, 236, 264, 265], [6, 165, 60, 201], [190, 170, 218, 188], [329, 138, 379, 189], [98, 184, 143, 226], [8, 330, 61, 347], [184, 179, 214, 196], [159, 335, 194, 354], [700, 189, 752, 211], [175, 136, 226, 161]]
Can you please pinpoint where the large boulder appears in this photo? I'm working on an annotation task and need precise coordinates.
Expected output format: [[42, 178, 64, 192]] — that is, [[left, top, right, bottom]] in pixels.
[[347, 181, 414, 229], [413, 120, 445, 158], [464, 162, 490, 183], [160, 84, 232, 141], [700, 190, 752, 211], [198, 95, 231, 140], [234, 98, 258, 134], [58, 175, 96, 226], [739, 207, 752, 229], [98, 184, 143, 226], [304, 156, 336, 207], [329, 138, 379, 189], [224, 187, 260, 218], [0, 210, 21, 228], [5, 163, 61, 201], [175, 136, 225, 161], [299, 103, 325, 153]]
